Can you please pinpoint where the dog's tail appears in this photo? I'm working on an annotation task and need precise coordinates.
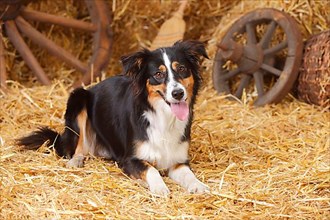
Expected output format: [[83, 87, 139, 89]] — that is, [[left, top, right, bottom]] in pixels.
[[16, 127, 69, 157], [17, 88, 90, 158]]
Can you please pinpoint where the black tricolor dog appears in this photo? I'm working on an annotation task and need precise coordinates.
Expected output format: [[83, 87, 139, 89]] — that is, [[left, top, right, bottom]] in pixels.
[[18, 40, 209, 196]]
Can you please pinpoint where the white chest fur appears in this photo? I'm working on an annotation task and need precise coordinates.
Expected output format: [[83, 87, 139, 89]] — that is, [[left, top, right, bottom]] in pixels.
[[136, 100, 189, 169]]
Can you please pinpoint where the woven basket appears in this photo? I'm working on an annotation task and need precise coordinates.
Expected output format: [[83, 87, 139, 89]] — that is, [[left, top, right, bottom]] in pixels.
[[296, 30, 330, 107]]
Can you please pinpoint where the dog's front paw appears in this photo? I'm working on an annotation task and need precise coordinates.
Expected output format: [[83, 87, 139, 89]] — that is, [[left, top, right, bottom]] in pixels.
[[187, 179, 209, 194], [168, 165, 209, 194], [146, 167, 170, 196], [149, 183, 170, 197]]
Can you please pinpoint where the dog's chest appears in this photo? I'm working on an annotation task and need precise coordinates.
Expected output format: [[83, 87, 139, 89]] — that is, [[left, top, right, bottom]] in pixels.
[[136, 103, 189, 169]]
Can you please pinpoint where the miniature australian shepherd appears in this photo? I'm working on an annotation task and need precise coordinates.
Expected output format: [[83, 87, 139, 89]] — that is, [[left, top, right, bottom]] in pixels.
[[18, 40, 209, 196]]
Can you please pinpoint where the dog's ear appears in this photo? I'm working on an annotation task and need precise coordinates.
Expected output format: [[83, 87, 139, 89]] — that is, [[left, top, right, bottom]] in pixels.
[[120, 49, 151, 96], [120, 49, 151, 77], [174, 40, 209, 62]]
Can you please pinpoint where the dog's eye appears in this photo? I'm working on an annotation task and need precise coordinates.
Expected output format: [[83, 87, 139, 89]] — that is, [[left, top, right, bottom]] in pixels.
[[154, 71, 166, 80], [177, 65, 187, 73]]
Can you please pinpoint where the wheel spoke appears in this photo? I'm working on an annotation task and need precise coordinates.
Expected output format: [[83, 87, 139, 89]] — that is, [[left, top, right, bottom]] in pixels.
[[260, 20, 277, 49], [253, 71, 264, 96], [246, 23, 257, 44], [260, 63, 282, 76], [263, 40, 288, 56], [73, 0, 113, 87], [20, 7, 97, 32], [234, 74, 251, 98], [15, 16, 88, 73], [5, 20, 51, 85], [220, 68, 241, 80]]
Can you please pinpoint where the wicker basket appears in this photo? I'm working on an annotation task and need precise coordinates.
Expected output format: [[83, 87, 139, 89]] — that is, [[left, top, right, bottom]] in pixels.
[[296, 30, 330, 107]]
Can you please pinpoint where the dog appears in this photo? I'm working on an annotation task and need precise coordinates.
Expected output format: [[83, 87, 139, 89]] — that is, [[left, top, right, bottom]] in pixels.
[[17, 40, 209, 196]]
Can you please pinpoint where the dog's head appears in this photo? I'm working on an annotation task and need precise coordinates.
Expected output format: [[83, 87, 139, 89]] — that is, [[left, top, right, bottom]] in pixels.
[[121, 40, 208, 121]]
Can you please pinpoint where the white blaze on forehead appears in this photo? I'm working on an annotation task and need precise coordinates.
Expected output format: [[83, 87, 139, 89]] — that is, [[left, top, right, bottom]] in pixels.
[[161, 49, 174, 81], [161, 49, 187, 102]]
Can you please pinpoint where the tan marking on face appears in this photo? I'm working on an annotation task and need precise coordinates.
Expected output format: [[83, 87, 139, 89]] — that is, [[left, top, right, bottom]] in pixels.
[[171, 61, 179, 72], [180, 74, 194, 103], [146, 79, 166, 106], [159, 64, 166, 73]]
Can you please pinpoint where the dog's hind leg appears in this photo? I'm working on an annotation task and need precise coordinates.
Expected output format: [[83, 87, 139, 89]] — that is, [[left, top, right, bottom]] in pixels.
[[67, 109, 89, 168]]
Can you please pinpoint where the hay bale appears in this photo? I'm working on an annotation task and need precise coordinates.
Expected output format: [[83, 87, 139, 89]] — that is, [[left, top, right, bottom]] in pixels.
[[296, 30, 330, 107]]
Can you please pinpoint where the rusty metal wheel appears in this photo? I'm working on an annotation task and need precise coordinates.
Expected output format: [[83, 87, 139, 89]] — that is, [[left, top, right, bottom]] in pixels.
[[0, 0, 112, 88], [212, 8, 303, 106]]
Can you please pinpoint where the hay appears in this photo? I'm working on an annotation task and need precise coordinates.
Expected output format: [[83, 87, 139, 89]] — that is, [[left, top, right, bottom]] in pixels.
[[1, 81, 329, 219], [1, 0, 330, 219]]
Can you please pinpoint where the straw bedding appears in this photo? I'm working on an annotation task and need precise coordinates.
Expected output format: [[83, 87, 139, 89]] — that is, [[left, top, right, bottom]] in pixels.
[[1, 0, 329, 219]]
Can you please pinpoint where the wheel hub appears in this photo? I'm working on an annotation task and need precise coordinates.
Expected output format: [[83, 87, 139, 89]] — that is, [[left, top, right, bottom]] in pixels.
[[0, 0, 31, 21], [219, 40, 264, 74]]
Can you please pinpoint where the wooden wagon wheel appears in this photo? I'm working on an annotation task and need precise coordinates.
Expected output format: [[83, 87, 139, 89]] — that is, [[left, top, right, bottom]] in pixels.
[[212, 8, 303, 106], [0, 0, 112, 88]]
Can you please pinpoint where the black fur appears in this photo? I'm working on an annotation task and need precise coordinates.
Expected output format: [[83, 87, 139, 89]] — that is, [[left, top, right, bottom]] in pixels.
[[17, 127, 59, 151]]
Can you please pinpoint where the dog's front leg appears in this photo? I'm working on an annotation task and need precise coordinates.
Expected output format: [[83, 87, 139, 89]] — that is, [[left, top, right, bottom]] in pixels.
[[169, 163, 209, 194], [123, 158, 170, 196]]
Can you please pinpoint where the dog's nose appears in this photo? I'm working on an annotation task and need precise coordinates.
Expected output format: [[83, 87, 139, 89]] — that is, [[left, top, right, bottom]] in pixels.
[[172, 89, 184, 100]]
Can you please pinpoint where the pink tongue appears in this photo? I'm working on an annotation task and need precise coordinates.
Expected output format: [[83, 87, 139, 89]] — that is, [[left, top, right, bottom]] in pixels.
[[170, 102, 189, 121]]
